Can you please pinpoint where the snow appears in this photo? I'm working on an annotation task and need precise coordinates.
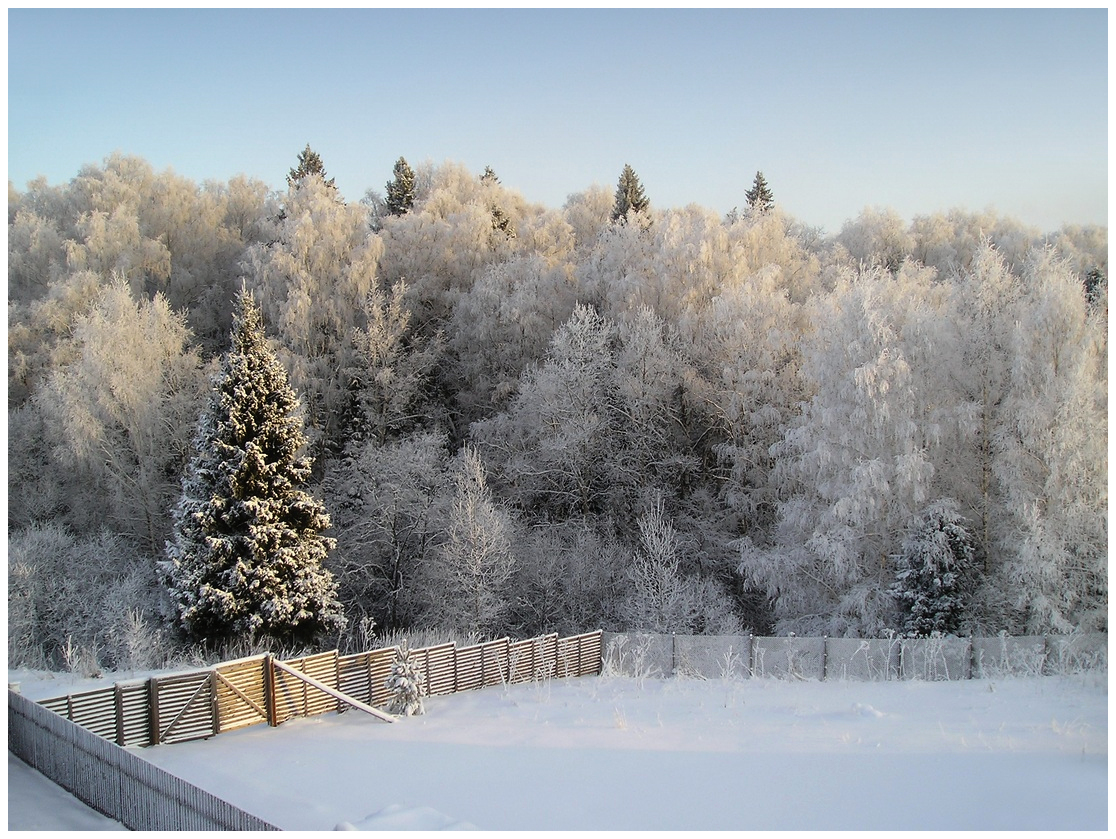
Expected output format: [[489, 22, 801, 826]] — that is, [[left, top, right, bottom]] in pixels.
[[8, 669, 1108, 831]]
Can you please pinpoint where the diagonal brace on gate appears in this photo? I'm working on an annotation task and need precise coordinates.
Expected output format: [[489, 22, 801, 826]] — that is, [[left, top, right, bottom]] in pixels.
[[158, 673, 213, 742], [214, 670, 268, 720], [270, 658, 396, 723]]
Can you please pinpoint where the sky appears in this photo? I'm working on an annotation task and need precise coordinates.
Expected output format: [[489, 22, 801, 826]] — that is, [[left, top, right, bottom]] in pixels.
[[7, 8, 1108, 234]]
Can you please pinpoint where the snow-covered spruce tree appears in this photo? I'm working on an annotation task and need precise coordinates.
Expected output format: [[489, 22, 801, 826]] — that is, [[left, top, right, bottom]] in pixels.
[[744, 170, 774, 215], [287, 143, 335, 190], [385, 642, 425, 716], [385, 156, 416, 216], [165, 288, 344, 648], [890, 500, 976, 637], [611, 164, 650, 223]]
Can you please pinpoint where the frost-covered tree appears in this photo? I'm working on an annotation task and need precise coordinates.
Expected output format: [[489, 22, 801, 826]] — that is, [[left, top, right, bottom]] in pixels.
[[242, 174, 383, 456], [622, 494, 740, 634], [448, 255, 578, 423], [993, 249, 1108, 633], [686, 264, 806, 535], [563, 185, 614, 251], [346, 280, 442, 446], [742, 263, 952, 636], [475, 303, 701, 522], [377, 161, 518, 329], [288, 144, 335, 190], [325, 431, 448, 630], [165, 289, 344, 648], [475, 304, 622, 518], [418, 446, 517, 636], [33, 281, 205, 551], [385, 157, 416, 216], [610, 164, 650, 223], [9, 523, 170, 671], [837, 207, 914, 272], [745, 171, 774, 215], [890, 500, 975, 637]]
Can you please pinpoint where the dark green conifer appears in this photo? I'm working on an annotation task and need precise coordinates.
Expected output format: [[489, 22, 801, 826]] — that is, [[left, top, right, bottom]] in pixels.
[[287, 144, 335, 190], [165, 288, 344, 648], [611, 164, 650, 222], [745, 171, 774, 215], [385, 157, 416, 216]]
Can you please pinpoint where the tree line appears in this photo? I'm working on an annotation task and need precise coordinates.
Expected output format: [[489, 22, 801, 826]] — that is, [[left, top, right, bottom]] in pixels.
[[7, 150, 1107, 672]]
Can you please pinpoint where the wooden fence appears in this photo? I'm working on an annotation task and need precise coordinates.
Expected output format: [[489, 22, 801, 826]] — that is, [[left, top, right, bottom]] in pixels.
[[602, 632, 1107, 681], [8, 689, 279, 830], [33, 630, 604, 749]]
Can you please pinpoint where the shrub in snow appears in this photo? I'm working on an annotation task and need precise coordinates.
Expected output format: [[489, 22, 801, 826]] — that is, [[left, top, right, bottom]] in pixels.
[[890, 500, 976, 637], [386, 643, 426, 716]]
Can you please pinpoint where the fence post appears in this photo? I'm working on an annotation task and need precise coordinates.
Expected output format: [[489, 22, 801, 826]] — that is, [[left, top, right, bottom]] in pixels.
[[453, 645, 460, 694], [821, 636, 828, 682], [264, 653, 277, 727], [207, 671, 220, 735], [148, 677, 161, 745], [114, 684, 125, 746]]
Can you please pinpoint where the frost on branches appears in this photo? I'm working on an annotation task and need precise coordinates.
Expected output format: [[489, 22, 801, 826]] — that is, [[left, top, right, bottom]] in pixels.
[[165, 288, 344, 648]]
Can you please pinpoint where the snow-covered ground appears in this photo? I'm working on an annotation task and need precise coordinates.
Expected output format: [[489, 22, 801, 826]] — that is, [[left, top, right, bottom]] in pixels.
[[8, 668, 1108, 831]]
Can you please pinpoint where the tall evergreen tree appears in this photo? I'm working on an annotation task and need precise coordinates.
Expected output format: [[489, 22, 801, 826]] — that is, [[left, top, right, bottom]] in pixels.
[[385, 157, 416, 216], [287, 144, 335, 190], [611, 164, 650, 222], [745, 171, 774, 215], [165, 288, 344, 647]]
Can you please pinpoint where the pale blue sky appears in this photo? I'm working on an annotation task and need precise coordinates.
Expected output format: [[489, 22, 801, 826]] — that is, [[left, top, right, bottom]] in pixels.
[[7, 8, 1108, 234]]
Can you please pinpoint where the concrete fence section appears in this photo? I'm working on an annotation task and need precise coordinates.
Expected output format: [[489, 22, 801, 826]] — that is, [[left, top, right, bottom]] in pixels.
[[602, 632, 1107, 681]]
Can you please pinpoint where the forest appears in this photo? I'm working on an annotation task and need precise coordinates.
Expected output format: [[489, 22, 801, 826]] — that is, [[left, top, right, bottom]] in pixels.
[[7, 150, 1108, 672]]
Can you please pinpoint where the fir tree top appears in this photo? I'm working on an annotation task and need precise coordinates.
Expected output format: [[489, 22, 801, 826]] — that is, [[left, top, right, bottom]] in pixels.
[[745, 170, 774, 215], [386, 157, 416, 216], [611, 164, 650, 222], [288, 144, 335, 190]]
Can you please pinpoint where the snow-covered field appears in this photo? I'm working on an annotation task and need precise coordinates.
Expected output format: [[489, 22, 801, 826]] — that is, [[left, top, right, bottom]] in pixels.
[[8, 666, 1107, 831]]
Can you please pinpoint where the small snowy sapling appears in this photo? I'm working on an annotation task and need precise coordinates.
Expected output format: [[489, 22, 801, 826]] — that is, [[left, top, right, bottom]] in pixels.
[[386, 643, 426, 716]]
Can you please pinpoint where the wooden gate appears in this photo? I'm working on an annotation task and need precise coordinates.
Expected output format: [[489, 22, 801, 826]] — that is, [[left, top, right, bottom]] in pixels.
[[151, 671, 215, 745], [213, 655, 270, 734]]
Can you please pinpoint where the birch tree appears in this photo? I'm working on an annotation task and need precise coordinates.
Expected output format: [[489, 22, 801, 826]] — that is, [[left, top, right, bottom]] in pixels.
[[419, 446, 517, 636], [242, 174, 384, 456], [34, 281, 205, 551], [742, 264, 951, 635], [993, 249, 1107, 632]]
